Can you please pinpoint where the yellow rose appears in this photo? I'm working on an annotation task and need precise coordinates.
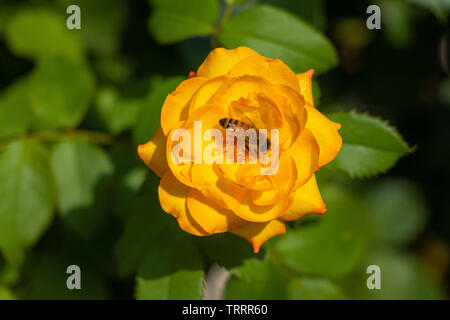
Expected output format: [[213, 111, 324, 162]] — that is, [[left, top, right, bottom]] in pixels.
[[138, 47, 342, 253]]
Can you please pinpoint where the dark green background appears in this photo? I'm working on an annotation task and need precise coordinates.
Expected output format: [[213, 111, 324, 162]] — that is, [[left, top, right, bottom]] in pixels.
[[0, 0, 448, 300]]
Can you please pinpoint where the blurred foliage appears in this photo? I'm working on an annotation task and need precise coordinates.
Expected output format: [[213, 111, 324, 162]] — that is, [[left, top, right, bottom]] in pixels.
[[0, 0, 448, 300]]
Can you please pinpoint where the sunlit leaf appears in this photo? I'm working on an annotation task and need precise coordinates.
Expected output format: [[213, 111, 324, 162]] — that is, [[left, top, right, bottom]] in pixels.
[[148, 0, 219, 44], [327, 111, 413, 178], [288, 277, 348, 300], [0, 286, 16, 300], [50, 140, 113, 238], [5, 8, 84, 62], [261, 0, 326, 29], [219, 5, 337, 73], [136, 223, 204, 300], [94, 87, 141, 134], [226, 0, 254, 5], [225, 257, 288, 299], [28, 57, 95, 129], [272, 184, 370, 277], [0, 140, 56, 262], [0, 78, 31, 139]]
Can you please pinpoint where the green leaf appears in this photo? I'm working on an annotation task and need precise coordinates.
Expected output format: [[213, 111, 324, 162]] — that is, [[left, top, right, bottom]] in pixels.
[[5, 8, 84, 62], [0, 5, 14, 37], [225, 257, 288, 299], [327, 111, 413, 178], [148, 0, 219, 44], [133, 76, 185, 144], [196, 233, 254, 269], [109, 145, 147, 220], [219, 5, 337, 74], [226, 0, 254, 5], [59, 0, 128, 55], [364, 178, 427, 247], [23, 228, 109, 300], [288, 277, 348, 300], [0, 140, 56, 262], [0, 260, 21, 286], [376, 0, 416, 48], [0, 286, 16, 300], [136, 223, 204, 300], [272, 185, 370, 278], [404, 0, 449, 22], [0, 78, 31, 139], [50, 140, 113, 238], [350, 250, 444, 299], [261, 0, 326, 29], [28, 57, 95, 129], [115, 174, 171, 276], [94, 87, 141, 134]]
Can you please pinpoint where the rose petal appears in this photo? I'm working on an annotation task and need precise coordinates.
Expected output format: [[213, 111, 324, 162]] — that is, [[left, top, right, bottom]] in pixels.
[[296, 70, 342, 167], [305, 103, 342, 167], [190, 162, 246, 210], [158, 171, 210, 236], [165, 122, 196, 188], [288, 128, 320, 189], [230, 219, 286, 253], [269, 152, 297, 191], [137, 125, 168, 177], [230, 190, 294, 223], [229, 55, 300, 92], [279, 174, 326, 221], [251, 189, 284, 206], [205, 75, 273, 113], [297, 69, 315, 105], [187, 189, 245, 234], [161, 76, 209, 136], [188, 75, 232, 115], [229, 92, 283, 131], [197, 46, 259, 78]]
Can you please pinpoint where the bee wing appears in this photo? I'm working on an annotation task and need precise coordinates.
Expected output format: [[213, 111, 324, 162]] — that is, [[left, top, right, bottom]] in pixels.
[[240, 113, 256, 129]]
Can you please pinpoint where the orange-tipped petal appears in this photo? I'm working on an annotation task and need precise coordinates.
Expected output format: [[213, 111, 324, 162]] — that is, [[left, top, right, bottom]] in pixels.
[[230, 220, 286, 253], [137, 125, 168, 177], [279, 174, 326, 221], [197, 46, 259, 78], [158, 171, 210, 236]]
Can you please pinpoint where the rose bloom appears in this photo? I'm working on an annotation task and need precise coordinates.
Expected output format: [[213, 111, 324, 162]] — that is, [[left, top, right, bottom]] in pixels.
[[138, 47, 342, 253]]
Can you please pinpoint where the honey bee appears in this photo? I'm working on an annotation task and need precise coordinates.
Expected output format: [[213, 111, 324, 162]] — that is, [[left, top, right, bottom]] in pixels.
[[219, 117, 271, 156]]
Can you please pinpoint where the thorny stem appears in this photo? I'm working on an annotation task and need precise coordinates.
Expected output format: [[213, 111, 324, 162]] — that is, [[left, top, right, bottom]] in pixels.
[[211, 2, 234, 49]]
